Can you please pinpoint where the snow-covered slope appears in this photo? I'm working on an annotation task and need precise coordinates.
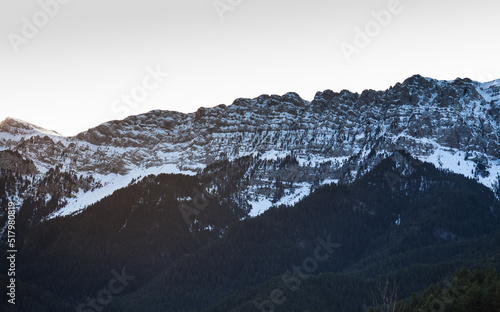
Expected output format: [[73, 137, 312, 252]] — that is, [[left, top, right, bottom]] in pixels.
[[1, 75, 500, 219]]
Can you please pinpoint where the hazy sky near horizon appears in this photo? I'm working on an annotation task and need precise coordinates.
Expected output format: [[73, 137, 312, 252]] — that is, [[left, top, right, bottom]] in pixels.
[[1, 0, 500, 135]]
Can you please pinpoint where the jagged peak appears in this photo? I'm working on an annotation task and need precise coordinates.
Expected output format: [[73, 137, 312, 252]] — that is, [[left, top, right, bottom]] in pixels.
[[399, 74, 437, 88], [230, 92, 307, 108], [453, 77, 474, 84], [0, 117, 62, 137], [312, 89, 358, 103], [1, 117, 31, 128]]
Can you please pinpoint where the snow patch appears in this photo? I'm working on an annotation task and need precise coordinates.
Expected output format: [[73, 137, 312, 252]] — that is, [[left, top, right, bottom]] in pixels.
[[248, 182, 312, 217], [48, 165, 196, 219]]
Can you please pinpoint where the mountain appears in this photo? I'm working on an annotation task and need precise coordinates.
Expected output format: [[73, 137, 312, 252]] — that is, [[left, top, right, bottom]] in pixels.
[[1, 75, 500, 311], [3, 151, 499, 312], [109, 152, 500, 311], [1, 75, 500, 230]]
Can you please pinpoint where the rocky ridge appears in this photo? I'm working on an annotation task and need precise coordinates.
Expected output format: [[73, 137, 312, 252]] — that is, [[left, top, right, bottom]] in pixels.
[[1, 75, 500, 221]]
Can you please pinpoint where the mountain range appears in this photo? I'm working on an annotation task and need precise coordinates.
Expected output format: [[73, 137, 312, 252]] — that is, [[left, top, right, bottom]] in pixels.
[[1, 75, 499, 224], [1, 75, 500, 311]]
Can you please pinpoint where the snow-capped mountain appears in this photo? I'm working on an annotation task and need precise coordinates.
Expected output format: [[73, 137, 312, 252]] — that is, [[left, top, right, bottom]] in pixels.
[[1, 75, 500, 223]]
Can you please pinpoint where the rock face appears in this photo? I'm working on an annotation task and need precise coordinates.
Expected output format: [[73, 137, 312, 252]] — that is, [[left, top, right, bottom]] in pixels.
[[1, 75, 500, 220], [0, 150, 38, 175]]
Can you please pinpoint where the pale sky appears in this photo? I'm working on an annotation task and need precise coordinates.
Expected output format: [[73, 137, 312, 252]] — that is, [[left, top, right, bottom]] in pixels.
[[1, 0, 499, 136]]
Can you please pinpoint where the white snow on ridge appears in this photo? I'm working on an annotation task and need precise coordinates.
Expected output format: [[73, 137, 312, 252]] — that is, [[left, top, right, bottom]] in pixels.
[[248, 196, 273, 217], [260, 150, 291, 161], [248, 181, 335, 217], [1, 117, 65, 139], [275, 182, 312, 207], [48, 164, 197, 219], [477, 80, 500, 103], [321, 179, 339, 185], [420, 144, 500, 191], [386, 135, 499, 191]]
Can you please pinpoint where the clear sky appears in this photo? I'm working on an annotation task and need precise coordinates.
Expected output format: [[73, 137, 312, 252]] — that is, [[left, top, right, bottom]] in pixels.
[[1, 0, 499, 136]]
